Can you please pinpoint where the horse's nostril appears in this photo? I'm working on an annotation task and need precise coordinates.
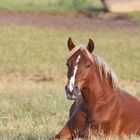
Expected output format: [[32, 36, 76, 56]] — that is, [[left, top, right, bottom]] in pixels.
[[65, 85, 68, 90], [75, 85, 78, 90]]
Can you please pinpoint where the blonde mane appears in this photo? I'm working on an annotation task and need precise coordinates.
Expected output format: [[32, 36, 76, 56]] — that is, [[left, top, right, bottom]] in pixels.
[[67, 45, 119, 90], [94, 54, 119, 90]]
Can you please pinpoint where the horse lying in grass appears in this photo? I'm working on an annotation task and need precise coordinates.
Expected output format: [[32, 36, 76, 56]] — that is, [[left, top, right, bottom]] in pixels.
[[49, 38, 140, 139]]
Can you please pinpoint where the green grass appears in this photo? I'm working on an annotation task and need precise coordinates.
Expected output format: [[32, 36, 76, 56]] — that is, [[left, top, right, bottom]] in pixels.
[[0, 90, 71, 139], [0, 0, 104, 13], [0, 25, 139, 139], [1, 0, 140, 23], [127, 11, 140, 22], [0, 26, 139, 81]]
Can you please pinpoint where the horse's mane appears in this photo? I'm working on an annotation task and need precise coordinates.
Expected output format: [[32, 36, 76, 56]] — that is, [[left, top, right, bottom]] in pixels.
[[67, 45, 119, 91], [94, 53, 119, 90]]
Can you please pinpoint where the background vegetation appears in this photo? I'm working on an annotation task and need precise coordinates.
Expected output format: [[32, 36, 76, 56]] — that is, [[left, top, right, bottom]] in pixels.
[[0, 0, 139, 139], [0, 0, 140, 21], [0, 0, 104, 13]]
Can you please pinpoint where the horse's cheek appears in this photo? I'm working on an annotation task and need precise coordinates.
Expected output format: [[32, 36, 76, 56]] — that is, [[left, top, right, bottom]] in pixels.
[[81, 71, 89, 80]]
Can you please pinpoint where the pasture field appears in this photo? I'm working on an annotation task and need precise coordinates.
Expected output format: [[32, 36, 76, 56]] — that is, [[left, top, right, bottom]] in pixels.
[[0, 25, 139, 139], [0, 1, 140, 139]]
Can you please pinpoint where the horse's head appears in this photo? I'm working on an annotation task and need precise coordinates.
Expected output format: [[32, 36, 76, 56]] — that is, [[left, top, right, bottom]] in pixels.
[[65, 38, 95, 100]]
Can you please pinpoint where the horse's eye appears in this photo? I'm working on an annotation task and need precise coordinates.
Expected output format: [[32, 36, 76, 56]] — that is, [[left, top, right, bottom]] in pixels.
[[86, 63, 90, 68]]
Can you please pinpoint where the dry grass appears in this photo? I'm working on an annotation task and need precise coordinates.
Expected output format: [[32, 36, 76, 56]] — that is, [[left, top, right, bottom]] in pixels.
[[0, 78, 139, 140], [0, 25, 139, 139]]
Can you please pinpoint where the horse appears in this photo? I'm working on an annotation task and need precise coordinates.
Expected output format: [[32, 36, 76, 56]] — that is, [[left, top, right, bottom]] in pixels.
[[49, 38, 140, 139]]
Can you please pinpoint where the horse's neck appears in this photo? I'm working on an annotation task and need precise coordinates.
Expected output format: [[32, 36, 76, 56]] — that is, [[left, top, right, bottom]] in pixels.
[[82, 70, 115, 108]]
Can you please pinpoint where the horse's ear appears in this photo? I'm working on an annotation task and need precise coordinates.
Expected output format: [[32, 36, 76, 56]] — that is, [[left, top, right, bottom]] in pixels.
[[87, 39, 94, 53], [67, 37, 75, 51]]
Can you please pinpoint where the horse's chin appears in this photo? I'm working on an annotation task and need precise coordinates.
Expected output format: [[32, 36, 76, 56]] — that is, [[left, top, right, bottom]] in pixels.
[[67, 95, 77, 100], [66, 91, 80, 100]]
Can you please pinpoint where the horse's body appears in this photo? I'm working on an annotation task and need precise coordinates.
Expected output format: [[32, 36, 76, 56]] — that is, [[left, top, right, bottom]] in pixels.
[[89, 88, 140, 135], [49, 38, 140, 139]]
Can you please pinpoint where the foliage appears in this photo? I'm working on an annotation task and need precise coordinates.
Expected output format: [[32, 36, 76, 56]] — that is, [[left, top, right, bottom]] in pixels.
[[0, 0, 104, 13]]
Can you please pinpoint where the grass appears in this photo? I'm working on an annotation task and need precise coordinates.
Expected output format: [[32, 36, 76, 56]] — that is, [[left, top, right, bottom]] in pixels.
[[0, 26, 139, 81], [1, 0, 140, 23], [0, 90, 70, 139], [89, 134, 140, 140], [0, 1, 139, 139], [0, 25, 139, 139], [0, 0, 104, 13], [127, 11, 140, 22]]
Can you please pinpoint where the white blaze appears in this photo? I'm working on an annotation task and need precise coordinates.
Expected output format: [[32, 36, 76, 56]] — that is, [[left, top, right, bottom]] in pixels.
[[68, 55, 81, 92], [76, 55, 81, 64]]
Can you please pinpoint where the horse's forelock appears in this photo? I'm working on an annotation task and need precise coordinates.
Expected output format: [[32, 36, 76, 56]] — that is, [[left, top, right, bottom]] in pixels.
[[67, 45, 83, 60], [67, 45, 93, 63]]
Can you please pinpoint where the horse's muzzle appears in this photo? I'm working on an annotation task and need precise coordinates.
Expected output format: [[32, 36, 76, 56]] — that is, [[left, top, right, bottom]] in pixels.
[[65, 85, 80, 100]]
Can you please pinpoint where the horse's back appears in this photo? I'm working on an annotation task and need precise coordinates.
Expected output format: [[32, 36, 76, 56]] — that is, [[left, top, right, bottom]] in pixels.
[[118, 89, 140, 135], [119, 89, 140, 113]]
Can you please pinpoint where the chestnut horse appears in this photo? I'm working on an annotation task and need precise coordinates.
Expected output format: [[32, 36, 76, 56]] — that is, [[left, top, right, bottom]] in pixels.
[[50, 38, 140, 139]]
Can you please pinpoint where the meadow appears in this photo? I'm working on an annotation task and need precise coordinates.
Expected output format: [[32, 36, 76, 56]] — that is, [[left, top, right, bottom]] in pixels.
[[0, 25, 139, 139], [0, 0, 140, 140]]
